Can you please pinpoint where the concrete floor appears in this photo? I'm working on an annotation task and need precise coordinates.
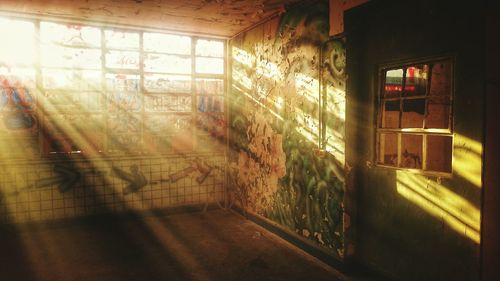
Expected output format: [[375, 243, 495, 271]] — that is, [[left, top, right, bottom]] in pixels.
[[0, 209, 373, 281]]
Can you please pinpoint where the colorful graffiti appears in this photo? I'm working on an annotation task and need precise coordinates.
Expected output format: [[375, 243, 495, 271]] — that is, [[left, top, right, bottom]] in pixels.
[[0, 77, 36, 131], [230, 0, 346, 257]]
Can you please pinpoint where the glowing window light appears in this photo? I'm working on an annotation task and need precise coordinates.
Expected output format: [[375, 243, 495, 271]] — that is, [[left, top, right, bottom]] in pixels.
[[196, 57, 224, 74], [196, 39, 224, 57], [40, 21, 101, 47], [0, 18, 35, 65], [144, 32, 191, 55], [104, 30, 140, 50]]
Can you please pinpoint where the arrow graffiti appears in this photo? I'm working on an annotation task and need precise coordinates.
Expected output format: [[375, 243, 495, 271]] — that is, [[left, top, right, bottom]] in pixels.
[[111, 164, 148, 195], [0, 165, 81, 203]]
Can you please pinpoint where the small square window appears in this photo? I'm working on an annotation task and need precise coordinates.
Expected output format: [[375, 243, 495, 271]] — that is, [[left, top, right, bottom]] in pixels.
[[377, 58, 453, 174]]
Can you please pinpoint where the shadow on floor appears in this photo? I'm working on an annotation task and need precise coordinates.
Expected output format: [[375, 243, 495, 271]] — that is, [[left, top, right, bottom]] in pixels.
[[0, 209, 384, 281]]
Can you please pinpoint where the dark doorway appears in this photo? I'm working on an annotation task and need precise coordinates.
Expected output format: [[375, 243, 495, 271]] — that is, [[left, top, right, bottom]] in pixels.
[[481, 83, 500, 281]]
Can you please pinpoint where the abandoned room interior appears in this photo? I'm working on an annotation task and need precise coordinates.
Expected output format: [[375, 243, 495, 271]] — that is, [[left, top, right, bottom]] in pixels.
[[0, 0, 498, 280]]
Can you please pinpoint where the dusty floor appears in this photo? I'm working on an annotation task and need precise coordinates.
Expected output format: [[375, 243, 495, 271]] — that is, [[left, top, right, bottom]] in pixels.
[[0, 209, 376, 281]]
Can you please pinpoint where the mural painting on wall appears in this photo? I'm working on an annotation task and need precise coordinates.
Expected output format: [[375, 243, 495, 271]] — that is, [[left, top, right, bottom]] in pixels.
[[230, 0, 346, 257]]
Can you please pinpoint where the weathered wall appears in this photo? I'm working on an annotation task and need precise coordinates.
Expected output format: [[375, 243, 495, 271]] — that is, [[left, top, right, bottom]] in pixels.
[[345, 1, 483, 280], [230, 0, 347, 258]]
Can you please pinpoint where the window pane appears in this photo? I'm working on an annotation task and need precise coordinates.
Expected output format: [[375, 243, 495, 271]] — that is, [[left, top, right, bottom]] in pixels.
[[143, 33, 191, 54], [430, 61, 452, 96], [108, 134, 141, 153], [144, 54, 191, 74], [401, 134, 422, 169], [382, 100, 400, 128], [426, 135, 452, 172], [196, 79, 224, 95], [106, 75, 140, 111], [105, 74, 140, 92], [0, 18, 35, 65], [196, 39, 224, 57], [0, 67, 36, 89], [196, 113, 226, 138], [144, 94, 192, 112], [41, 46, 101, 69], [105, 51, 140, 69], [42, 69, 102, 90], [198, 96, 224, 113], [108, 91, 141, 112], [44, 113, 103, 135], [426, 97, 450, 129], [42, 91, 103, 112], [196, 57, 224, 74], [402, 99, 425, 128], [405, 65, 429, 96], [145, 114, 191, 134], [40, 22, 100, 47], [378, 133, 398, 166], [104, 30, 139, 50], [384, 69, 403, 98], [108, 113, 141, 134], [144, 74, 191, 93]]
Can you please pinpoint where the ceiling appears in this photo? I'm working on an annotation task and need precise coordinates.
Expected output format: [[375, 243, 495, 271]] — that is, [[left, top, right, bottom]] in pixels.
[[0, 0, 305, 38]]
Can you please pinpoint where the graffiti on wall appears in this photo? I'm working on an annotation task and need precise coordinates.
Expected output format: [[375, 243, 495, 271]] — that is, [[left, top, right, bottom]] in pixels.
[[230, 0, 346, 257], [0, 76, 36, 131]]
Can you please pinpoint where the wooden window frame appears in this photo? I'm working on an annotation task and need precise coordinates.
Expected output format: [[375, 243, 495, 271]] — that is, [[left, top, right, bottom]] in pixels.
[[375, 56, 454, 177]]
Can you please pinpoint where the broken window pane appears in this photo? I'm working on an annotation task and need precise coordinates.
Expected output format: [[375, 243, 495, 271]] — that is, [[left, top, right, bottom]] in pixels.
[[196, 57, 224, 74], [144, 74, 191, 93], [143, 33, 191, 55], [402, 99, 425, 128], [401, 134, 422, 169], [405, 65, 429, 96], [426, 135, 452, 172], [196, 39, 224, 57], [383, 69, 403, 98], [196, 79, 224, 95], [104, 30, 139, 50], [378, 133, 398, 166], [382, 100, 400, 128], [144, 54, 191, 74], [430, 61, 452, 96], [105, 51, 140, 69], [40, 22, 101, 47]]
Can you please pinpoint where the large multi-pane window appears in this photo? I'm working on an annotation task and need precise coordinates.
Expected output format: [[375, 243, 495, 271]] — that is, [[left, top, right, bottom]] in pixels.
[[376, 58, 453, 174], [0, 17, 226, 157]]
